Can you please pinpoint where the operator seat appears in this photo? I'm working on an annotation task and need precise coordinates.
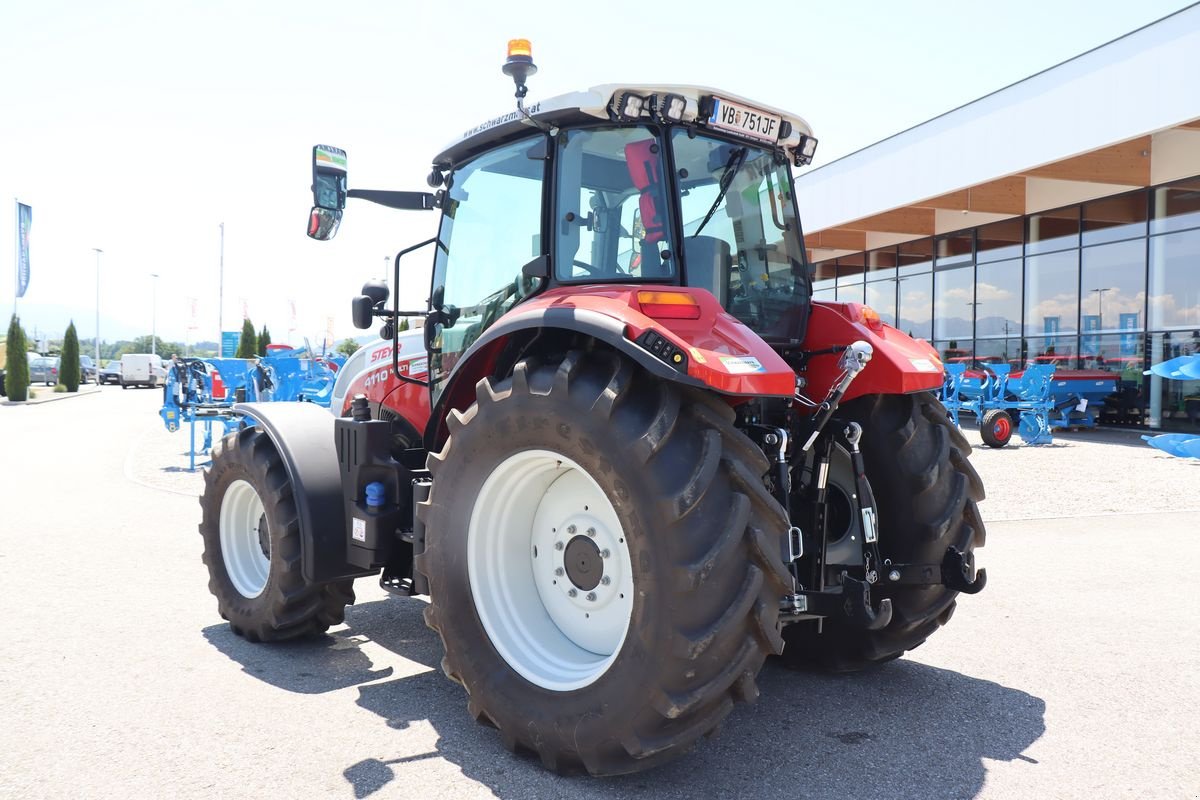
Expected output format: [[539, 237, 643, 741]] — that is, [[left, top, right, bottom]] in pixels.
[[683, 235, 732, 307]]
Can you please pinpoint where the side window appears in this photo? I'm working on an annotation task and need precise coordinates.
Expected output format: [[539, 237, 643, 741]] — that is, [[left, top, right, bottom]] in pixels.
[[554, 126, 674, 281], [429, 137, 546, 391]]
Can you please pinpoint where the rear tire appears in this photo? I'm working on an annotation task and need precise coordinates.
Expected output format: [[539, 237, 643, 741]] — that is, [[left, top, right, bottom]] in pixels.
[[416, 350, 790, 775], [979, 408, 1013, 448], [198, 426, 354, 641], [783, 391, 985, 671]]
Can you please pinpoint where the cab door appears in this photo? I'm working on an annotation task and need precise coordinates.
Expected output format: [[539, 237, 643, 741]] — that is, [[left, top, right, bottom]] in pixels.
[[427, 136, 548, 403]]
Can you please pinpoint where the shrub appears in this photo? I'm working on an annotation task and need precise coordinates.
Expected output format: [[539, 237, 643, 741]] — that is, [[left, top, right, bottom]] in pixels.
[[5, 314, 30, 401], [61, 321, 81, 392], [235, 318, 257, 359], [53, 383, 68, 393]]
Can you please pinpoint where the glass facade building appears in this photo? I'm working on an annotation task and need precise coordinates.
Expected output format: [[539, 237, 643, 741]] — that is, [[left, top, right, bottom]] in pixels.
[[811, 176, 1200, 431]]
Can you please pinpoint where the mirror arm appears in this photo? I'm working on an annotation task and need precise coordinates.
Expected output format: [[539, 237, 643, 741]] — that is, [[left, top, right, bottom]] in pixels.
[[346, 189, 438, 211], [388, 237, 439, 388]]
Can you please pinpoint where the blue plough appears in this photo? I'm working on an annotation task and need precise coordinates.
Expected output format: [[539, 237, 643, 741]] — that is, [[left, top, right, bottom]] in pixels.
[[158, 351, 344, 470]]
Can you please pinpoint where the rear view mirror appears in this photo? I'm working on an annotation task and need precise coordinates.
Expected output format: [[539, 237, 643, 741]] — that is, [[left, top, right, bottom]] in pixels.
[[351, 295, 375, 329], [308, 207, 342, 240], [309, 144, 347, 240]]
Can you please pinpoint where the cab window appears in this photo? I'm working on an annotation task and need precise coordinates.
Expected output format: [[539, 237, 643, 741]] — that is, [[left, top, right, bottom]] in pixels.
[[429, 136, 546, 393], [554, 126, 674, 281]]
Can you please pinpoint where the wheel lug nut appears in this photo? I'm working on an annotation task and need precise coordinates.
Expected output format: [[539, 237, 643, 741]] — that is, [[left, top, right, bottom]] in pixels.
[[567, 524, 577, 534], [568, 588, 577, 598], [554, 567, 564, 577], [600, 576, 611, 586], [601, 549, 610, 558], [586, 527, 596, 537], [586, 592, 596, 601], [554, 541, 564, 551]]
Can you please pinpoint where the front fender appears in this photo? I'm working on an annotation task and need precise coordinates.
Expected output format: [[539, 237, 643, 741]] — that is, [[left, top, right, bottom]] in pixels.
[[232, 401, 375, 584]]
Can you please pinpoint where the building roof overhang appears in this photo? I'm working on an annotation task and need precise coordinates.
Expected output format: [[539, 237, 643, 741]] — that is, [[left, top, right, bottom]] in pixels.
[[797, 4, 1200, 260]]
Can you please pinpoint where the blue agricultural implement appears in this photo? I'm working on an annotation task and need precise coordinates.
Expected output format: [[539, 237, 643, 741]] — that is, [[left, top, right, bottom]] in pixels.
[[940, 362, 1118, 447], [159, 351, 344, 470], [1141, 354, 1200, 458]]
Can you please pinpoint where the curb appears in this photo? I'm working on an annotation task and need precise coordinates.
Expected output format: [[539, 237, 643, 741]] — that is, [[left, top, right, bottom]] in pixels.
[[2, 386, 104, 406]]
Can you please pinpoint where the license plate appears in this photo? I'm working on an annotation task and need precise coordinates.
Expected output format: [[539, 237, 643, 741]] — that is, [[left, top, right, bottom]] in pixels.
[[705, 96, 782, 143]]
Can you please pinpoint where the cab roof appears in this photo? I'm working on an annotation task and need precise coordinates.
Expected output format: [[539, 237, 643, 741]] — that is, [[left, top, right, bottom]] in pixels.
[[433, 84, 815, 170]]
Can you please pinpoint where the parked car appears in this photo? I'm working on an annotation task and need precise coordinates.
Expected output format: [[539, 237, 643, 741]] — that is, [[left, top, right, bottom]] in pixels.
[[29, 356, 59, 385], [79, 355, 98, 384], [119, 353, 165, 388], [98, 360, 122, 385]]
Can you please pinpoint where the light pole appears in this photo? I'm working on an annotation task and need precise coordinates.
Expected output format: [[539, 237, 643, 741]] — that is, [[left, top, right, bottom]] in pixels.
[[218, 222, 225, 355], [1091, 287, 1113, 329], [93, 248, 103, 374], [150, 273, 159, 355]]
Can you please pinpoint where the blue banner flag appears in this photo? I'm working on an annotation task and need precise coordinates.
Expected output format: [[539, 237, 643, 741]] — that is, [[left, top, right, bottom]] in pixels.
[[1119, 313, 1140, 357], [16, 201, 32, 298]]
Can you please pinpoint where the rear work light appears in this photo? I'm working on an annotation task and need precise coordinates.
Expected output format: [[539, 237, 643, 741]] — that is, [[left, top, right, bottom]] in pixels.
[[637, 291, 702, 320]]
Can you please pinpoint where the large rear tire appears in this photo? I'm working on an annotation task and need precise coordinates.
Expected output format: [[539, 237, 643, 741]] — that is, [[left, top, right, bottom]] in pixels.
[[783, 391, 985, 671], [198, 426, 354, 642], [416, 350, 790, 775]]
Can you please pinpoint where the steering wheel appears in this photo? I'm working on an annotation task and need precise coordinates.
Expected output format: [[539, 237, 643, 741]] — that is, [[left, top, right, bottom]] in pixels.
[[572, 259, 599, 276]]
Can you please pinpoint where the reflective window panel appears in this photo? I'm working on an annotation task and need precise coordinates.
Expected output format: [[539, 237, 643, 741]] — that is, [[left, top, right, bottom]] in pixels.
[[975, 258, 1022, 338], [1147, 330, 1200, 431], [1082, 334, 1148, 427], [897, 238, 934, 276], [976, 218, 1023, 264], [898, 271, 933, 340], [935, 231, 973, 267], [1150, 177, 1200, 235], [934, 264, 974, 341], [1080, 239, 1145, 336], [1083, 191, 1148, 246], [1024, 249, 1079, 337], [1027, 206, 1080, 255], [1148, 228, 1200, 330]]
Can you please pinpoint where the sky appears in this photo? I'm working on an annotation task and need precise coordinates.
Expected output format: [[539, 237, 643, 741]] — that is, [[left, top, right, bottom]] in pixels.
[[2, 0, 1194, 348]]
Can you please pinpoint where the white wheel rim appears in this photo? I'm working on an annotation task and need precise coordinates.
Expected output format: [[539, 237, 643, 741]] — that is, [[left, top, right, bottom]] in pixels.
[[219, 479, 271, 598], [468, 449, 634, 692]]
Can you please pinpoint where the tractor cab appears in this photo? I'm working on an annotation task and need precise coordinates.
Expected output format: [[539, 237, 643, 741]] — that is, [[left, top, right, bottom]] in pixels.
[[310, 44, 821, 412]]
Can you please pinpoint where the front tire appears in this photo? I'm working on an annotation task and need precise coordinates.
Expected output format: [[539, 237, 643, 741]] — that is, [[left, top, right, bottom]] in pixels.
[[416, 351, 790, 775], [783, 391, 985, 671], [198, 426, 354, 641]]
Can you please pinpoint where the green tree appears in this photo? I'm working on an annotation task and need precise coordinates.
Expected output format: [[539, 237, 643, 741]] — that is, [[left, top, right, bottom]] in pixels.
[[398, 318, 410, 332], [119, 335, 179, 357], [257, 325, 272, 356], [4, 314, 30, 401], [336, 338, 359, 357], [61, 321, 81, 391], [235, 318, 257, 358]]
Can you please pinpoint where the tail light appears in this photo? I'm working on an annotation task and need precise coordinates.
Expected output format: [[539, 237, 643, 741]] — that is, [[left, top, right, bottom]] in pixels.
[[845, 303, 884, 331], [637, 291, 701, 320]]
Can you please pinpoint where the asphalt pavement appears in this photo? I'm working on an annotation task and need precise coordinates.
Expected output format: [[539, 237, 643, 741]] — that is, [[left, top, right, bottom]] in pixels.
[[1, 387, 1197, 799]]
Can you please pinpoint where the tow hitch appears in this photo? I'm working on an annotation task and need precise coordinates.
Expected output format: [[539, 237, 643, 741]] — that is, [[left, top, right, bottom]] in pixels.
[[781, 341, 985, 628]]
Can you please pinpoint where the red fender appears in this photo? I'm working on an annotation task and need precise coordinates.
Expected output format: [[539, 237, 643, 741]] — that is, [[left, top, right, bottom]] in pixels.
[[800, 302, 944, 403]]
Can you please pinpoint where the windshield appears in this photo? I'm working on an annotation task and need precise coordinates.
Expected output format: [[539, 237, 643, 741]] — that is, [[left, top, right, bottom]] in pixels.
[[671, 130, 810, 341]]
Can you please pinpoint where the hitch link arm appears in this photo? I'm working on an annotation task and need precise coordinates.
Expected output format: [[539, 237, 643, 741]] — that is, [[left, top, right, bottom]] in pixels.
[[799, 341, 873, 452]]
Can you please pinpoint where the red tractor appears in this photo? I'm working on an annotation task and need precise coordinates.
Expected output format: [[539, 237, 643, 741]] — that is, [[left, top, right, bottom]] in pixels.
[[198, 42, 986, 775]]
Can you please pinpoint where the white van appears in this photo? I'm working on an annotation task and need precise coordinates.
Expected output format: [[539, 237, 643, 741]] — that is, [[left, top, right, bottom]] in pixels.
[[119, 353, 165, 388]]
